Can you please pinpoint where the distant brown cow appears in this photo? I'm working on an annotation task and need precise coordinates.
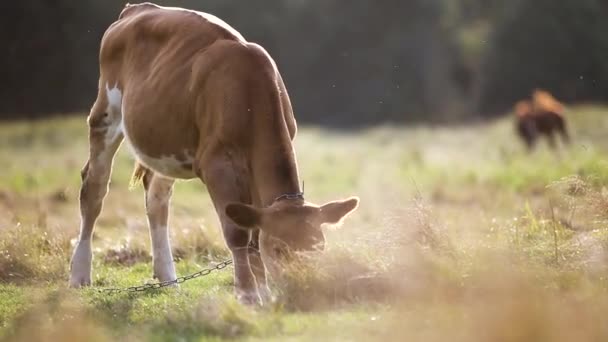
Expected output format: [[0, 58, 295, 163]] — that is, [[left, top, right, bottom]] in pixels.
[[515, 90, 570, 150], [68, 3, 359, 305]]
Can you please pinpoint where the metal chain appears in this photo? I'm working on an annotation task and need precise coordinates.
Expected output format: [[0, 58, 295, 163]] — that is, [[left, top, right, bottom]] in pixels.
[[97, 259, 233, 294]]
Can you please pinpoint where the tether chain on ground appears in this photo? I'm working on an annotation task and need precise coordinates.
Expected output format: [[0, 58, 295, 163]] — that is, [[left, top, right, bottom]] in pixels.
[[97, 259, 233, 294]]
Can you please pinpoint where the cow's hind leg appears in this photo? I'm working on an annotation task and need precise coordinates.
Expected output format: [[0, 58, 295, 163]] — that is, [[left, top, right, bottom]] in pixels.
[[198, 155, 260, 305], [70, 101, 123, 287], [141, 168, 177, 282]]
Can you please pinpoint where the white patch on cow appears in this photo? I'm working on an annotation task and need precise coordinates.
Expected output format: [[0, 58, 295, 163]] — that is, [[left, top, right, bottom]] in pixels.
[[149, 225, 177, 282], [105, 83, 123, 114], [69, 239, 92, 287], [103, 83, 124, 149], [136, 153, 196, 179]]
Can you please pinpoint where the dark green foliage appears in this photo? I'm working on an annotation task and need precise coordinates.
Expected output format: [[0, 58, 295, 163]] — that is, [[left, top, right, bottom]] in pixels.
[[479, 0, 608, 115], [0, 0, 469, 124], [2, 0, 607, 123], [0, 1, 121, 118]]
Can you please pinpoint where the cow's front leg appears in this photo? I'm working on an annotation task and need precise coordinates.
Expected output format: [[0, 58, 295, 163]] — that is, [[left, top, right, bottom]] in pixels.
[[199, 156, 260, 305], [70, 114, 123, 287], [225, 229, 259, 305], [248, 229, 272, 304], [142, 169, 177, 282]]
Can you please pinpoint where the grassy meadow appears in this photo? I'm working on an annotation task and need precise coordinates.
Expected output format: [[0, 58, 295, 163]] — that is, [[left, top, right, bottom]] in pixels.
[[1, 106, 608, 341]]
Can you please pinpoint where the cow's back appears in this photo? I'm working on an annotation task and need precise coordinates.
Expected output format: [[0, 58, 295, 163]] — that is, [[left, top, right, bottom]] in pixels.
[[96, 4, 250, 177], [101, 3, 245, 86]]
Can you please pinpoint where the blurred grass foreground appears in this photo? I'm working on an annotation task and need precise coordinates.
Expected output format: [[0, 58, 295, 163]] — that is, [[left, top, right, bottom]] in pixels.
[[1, 106, 608, 340]]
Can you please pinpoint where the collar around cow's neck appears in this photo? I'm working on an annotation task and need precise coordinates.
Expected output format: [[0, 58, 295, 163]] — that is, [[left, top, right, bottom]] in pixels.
[[274, 181, 305, 202], [274, 191, 304, 202]]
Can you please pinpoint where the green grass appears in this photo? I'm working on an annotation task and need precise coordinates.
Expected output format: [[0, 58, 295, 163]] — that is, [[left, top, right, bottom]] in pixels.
[[1, 107, 608, 341]]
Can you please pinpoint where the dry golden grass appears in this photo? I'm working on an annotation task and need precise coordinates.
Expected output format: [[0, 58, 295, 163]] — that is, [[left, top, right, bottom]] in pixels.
[[0, 223, 70, 283]]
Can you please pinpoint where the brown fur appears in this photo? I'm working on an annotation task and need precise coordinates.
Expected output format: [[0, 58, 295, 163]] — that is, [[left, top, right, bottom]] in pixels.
[[514, 89, 570, 150], [69, 3, 359, 305]]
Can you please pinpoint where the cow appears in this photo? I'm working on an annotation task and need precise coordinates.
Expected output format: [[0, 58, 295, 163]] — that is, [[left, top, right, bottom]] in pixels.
[[514, 89, 570, 150], [68, 2, 360, 305]]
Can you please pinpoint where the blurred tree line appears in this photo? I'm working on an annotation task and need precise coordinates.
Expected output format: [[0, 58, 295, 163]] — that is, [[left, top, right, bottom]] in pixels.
[[1, 0, 607, 125]]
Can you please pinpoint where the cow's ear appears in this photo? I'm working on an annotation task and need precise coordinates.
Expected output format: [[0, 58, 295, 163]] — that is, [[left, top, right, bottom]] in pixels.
[[319, 197, 359, 226], [226, 203, 262, 229]]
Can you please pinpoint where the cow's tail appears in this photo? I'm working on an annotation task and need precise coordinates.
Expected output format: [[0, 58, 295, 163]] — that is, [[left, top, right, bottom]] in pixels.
[[130, 162, 151, 189]]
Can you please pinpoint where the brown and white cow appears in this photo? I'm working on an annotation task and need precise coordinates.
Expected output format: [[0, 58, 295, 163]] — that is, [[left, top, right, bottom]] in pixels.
[[69, 2, 359, 305]]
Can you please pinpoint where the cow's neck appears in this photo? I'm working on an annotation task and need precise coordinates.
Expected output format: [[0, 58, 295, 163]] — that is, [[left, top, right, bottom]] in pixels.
[[251, 132, 301, 207]]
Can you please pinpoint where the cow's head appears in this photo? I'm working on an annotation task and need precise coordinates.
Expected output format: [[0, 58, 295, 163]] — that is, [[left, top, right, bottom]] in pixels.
[[225, 197, 359, 278]]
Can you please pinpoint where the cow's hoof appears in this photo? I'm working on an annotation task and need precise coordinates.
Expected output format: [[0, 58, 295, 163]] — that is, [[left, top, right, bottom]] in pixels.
[[237, 290, 262, 306], [153, 262, 177, 284], [152, 273, 178, 288], [258, 286, 274, 305], [68, 275, 91, 288]]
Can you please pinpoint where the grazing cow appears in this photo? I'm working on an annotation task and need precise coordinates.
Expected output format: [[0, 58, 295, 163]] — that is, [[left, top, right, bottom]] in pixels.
[[69, 2, 359, 305], [514, 89, 570, 150]]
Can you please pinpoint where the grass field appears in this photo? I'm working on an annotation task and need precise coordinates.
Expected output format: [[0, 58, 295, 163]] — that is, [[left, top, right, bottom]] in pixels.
[[1, 107, 608, 341]]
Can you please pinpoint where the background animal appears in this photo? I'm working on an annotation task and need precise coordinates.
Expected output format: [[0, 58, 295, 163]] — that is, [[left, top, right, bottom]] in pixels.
[[515, 90, 570, 150]]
